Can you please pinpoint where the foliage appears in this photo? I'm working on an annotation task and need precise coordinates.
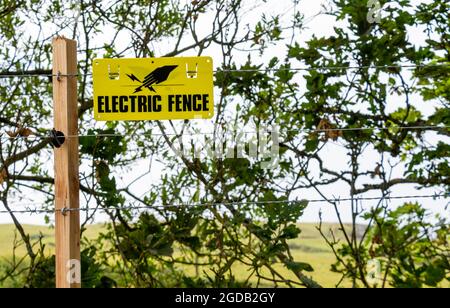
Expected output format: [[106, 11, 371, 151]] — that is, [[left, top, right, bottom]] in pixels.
[[332, 204, 449, 288], [25, 247, 114, 288], [0, 0, 448, 288]]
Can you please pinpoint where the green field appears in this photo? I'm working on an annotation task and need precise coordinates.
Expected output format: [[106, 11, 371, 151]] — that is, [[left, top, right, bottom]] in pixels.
[[0, 223, 351, 287], [0, 224, 105, 257]]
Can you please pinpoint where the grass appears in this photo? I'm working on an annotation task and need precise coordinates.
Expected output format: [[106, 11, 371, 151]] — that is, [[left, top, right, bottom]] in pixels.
[[0, 224, 106, 257], [1, 223, 447, 288], [0, 222, 348, 287]]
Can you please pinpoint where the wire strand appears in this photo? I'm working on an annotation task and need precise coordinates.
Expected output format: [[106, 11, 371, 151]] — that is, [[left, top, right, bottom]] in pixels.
[[1, 194, 447, 215], [1, 125, 449, 141], [0, 63, 448, 79], [215, 63, 449, 73]]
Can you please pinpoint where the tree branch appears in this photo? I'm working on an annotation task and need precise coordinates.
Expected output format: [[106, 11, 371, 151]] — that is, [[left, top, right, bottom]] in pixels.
[[352, 178, 425, 195]]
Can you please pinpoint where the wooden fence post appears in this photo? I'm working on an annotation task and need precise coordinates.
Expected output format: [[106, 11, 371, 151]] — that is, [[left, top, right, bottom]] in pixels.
[[52, 36, 81, 288]]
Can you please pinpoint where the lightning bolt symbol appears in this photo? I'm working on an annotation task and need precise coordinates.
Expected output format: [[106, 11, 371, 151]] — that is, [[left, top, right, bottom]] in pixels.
[[126, 74, 141, 83], [127, 66, 178, 93]]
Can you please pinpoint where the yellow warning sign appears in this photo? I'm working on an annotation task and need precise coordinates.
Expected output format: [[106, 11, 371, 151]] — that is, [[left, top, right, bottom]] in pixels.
[[93, 57, 214, 121]]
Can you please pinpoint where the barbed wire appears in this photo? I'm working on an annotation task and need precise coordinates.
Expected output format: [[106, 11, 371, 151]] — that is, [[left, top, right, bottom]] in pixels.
[[1, 194, 447, 215], [1, 125, 448, 141], [215, 63, 449, 73], [0, 63, 448, 79]]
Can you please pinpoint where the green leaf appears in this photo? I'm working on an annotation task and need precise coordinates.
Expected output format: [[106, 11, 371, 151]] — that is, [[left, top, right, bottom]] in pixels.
[[285, 261, 314, 272], [280, 224, 301, 239], [304, 137, 319, 152]]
